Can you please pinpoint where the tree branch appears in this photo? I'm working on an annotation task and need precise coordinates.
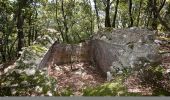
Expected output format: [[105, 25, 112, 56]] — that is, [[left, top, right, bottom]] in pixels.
[[158, 0, 166, 12]]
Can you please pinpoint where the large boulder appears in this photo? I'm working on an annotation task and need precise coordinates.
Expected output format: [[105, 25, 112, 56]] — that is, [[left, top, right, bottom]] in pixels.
[[90, 28, 161, 76], [39, 28, 162, 77]]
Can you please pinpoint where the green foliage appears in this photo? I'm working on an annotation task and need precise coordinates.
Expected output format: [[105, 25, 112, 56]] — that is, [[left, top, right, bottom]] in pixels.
[[138, 65, 170, 96], [0, 40, 57, 96], [141, 66, 165, 80], [1, 70, 57, 96], [1, 0, 170, 96], [152, 88, 170, 96], [58, 87, 74, 96], [83, 76, 140, 96]]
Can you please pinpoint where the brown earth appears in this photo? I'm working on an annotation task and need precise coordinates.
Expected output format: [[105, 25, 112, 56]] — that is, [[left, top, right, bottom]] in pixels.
[[47, 43, 170, 96]]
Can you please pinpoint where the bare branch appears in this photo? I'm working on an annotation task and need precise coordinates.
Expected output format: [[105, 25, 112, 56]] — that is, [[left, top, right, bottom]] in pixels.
[[158, 0, 166, 12]]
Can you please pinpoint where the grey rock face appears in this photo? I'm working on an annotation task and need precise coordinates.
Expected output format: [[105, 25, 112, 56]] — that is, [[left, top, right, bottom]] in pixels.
[[38, 28, 162, 79], [90, 28, 161, 76]]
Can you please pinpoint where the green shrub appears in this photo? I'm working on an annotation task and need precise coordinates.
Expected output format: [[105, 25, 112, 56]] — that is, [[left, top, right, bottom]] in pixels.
[[0, 38, 57, 96], [83, 76, 141, 96]]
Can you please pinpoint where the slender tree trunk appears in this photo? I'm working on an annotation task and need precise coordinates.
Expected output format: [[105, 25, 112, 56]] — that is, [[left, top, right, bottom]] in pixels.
[[146, 15, 151, 28], [34, 1, 38, 41], [34, 29, 38, 41], [1, 49, 6, 62], [151, 0, 170, 31], [28, 15, 32, 46], [112, 0, 119, 28], [1, 34, 6, 62], [88, 0, 93, 34], [128, 0, 133, 27], [157, 11, 170, 31], [9, 38, 17, 60], [105, 0, 111, 27], [31, 26, 34, 43], [158, 0, 166, 12], [16, 0, 27, 57], [145, 0, 152, 28], [151, 0, 158, 30], [61, 0, 69, 43], [7, 14, 16, 60], [136, 0, 142, 27], [17, 14, 24, 56], [56, 0, 65, 42], [94, 0, 100, 29], [17, 19, 24, 55], [1, 16, 7, 62]]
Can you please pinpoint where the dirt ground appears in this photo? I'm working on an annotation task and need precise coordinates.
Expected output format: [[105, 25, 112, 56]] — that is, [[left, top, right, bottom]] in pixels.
[[1, 37, 170, 96], [48, 62, 106, 95], [48, 42, 170, 96]]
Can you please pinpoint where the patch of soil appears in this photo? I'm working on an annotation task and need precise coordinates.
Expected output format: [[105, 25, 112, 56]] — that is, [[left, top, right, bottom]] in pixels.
[[48, 52, 170, 96], [124, 72, 153, 96], [0, 60, 16, 75], [124, 43, 170, 96], [49, 62, 106, 96], [49, 62, 152, 96], [124, 68, 170, 96]]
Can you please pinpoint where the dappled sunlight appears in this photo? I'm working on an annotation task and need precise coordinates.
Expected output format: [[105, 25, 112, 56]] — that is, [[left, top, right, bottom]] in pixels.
[[49, 62, 105, 95], [1, 0, 170, 97]]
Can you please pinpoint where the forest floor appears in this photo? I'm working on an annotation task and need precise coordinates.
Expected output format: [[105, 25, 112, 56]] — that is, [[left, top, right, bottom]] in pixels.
[[49, 62, 106, 96], [48, 53, 170, 96], [1, 36, 170, 96], [48, 37, 170, 96], [47, 58, 170, 96], [0, 60, 16, 76]]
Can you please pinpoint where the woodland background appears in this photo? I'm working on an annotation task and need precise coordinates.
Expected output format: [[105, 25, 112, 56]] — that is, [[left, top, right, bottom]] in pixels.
[[0, 0, 170, 96]]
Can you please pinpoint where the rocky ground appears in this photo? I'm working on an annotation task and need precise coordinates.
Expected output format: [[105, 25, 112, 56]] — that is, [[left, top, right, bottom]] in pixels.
[[1, 35, 170, 96], [47, 54, 170, 96], [47, 37, 170, 96], [48, 62, 106, 96]]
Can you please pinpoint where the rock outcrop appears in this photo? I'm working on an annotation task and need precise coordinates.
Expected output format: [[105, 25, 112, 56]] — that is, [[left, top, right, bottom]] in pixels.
[[38, 41, 91, 69], [39, 28, 162, 77], [90, 28, 161, 76]]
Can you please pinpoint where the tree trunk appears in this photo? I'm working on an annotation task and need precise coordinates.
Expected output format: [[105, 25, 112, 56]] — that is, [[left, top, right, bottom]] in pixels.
[[128, 0, 133, 27], [152, 0, 170, 31], [34, 1, 38, 41], [112, 0, 119, 28], [104, 0, 111, 27], [56, 0, 65, 42], [151, 0, 167, 30], [16, 0, 27, 57], [17, 14, 24, 56], [0, 37, 6, 62], [61, 0, 69, 43], [88, 0, 94, 35], [145, 0, 152, 28], [136, 0, 142, 27], [94, 0, 100, 29], [28, 15, 32, 46], [151, 0, 158, 30]]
